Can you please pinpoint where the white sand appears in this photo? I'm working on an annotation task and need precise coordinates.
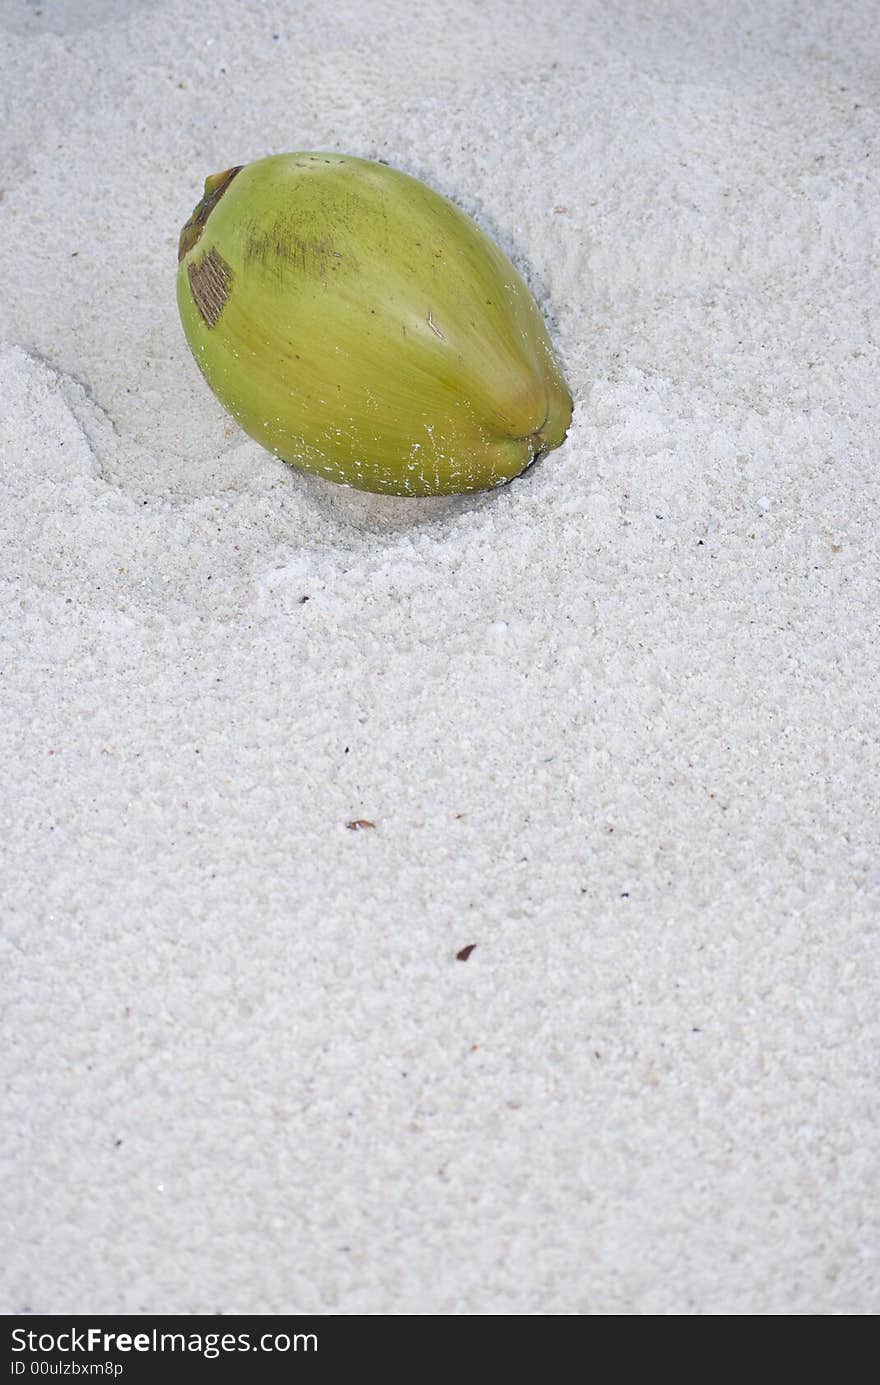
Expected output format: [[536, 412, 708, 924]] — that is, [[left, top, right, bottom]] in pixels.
[[2, 0, 878, 1315]]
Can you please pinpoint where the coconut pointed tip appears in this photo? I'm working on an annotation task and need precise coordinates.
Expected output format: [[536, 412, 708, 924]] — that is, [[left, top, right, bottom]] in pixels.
[[177, 164, 244, 262]]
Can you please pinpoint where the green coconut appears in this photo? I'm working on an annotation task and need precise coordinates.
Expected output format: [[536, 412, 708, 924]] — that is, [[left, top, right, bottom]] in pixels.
[[176, 153, 572, 498]]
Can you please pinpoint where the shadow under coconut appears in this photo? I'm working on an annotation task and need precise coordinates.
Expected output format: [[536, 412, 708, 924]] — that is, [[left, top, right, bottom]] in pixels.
[[286, 463, 509, 538]]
